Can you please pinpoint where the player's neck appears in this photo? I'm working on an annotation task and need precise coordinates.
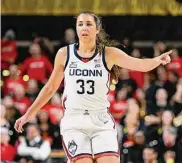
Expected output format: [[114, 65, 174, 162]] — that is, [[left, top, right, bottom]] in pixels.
[[78, 41, 96, 55]]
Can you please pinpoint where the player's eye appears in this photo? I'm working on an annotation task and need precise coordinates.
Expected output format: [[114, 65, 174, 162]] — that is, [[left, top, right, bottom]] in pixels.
[[87, 23, 92, 26], [78, 23, 83, 26]]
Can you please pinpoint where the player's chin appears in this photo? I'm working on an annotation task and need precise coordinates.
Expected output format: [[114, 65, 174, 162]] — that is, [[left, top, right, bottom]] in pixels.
[[80, 36, 91, 42], [81, 35, 89, 39]]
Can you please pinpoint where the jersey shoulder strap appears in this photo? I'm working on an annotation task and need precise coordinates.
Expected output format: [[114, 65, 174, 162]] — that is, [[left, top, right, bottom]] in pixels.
[[101, 46, 111, 72], [64, 44, 75, 71]]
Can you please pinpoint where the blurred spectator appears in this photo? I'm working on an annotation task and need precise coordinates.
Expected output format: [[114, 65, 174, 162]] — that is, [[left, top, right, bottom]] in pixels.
[[0, 127, 16, 161], [146, 88, 172, 116], [126, 98, 140, 115], [1, 29, 18, 70], [135, 88, 147, 118], [34, 36, 55, 57], [164, 71, 179, 101], [121, 131, 145, 163], [37, 110, 53, 142], [120, 100, 144, 146], [17, 123, 51, 163], [161, 110, 175, 130], [116, 69, 138, 98], [129, 49, 145, 88], [59, 28, 76, 48], [146, 80, 172, 140], [3, 96, 21, 145], [109, 88, 127, 123], [156, 66, 167, 87], [121, 38, 132, 54], [120, 100, 145, 162], [0, 104, 10, 128], [172, 79, 182, 116], [3, 96, 21, 125], [158, 127, 182, 163], [109, 89, 127, 142], [143, 145, 158, 163], [13, 84, 31, 115], [43, 93, 64, 125], [144, 94, 161, 144], [155, 88, 172, 113], [131, 131, 145, 161], [37, 110, 62, 150], [48, 108, 63, 150], [144, 89, 171, 144], [20, 43, 53, 84], [3, 64, 27, 97], [26, 79, 39, 103], [145, 70, 160, 103], [166, 48, 182, 77], [153, 41, 167, 57]]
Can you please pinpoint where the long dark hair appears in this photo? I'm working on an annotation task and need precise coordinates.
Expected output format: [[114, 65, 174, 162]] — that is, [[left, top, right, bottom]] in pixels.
[[76, 11, 121, 81]]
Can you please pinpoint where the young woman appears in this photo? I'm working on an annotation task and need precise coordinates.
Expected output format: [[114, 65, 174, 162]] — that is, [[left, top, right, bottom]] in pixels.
[[15, 11, 172, 163]]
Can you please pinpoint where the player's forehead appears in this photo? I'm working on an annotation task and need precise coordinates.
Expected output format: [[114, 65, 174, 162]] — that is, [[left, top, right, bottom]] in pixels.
[[77, 14, 95, 23]]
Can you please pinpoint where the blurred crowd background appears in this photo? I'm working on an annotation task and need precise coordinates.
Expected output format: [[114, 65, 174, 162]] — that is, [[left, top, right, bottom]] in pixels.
[[1, 0, 182, 163]]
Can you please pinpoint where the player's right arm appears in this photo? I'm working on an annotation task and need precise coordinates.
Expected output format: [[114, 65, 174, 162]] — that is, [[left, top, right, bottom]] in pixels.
[[14, 47, 67, 133]]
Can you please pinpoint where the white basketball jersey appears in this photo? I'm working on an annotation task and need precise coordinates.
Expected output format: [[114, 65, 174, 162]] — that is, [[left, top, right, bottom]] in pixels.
[[63, 43, 111, 111]]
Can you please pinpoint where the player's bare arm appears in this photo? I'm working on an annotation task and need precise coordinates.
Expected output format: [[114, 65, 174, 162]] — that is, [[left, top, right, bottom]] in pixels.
[[14, 47, 67, 133], [105, 47, 172, 72]]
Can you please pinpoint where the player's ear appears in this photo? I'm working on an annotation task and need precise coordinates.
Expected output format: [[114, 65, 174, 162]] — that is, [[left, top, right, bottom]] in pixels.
[[96, 29, 100, 35]]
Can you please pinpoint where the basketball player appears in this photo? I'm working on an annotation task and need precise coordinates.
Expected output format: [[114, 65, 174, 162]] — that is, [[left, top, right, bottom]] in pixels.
[[15, 11, 172, 163]]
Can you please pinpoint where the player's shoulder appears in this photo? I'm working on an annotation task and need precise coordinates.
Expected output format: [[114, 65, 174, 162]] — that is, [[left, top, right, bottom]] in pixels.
[[57, 46, 67, 55], [57, 43, 74, 57], [105, 46, 125, 57], [104, 46, 120, 59], [104, 46, 125, 68], [54, 46, 67, 65], [56, 46, 67, 59], [105, 46, 120, 53], [56, 44, 75, 66]]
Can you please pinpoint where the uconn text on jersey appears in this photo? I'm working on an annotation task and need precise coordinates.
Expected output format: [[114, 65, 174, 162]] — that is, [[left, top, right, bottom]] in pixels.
[[69, 69, 102, 77]]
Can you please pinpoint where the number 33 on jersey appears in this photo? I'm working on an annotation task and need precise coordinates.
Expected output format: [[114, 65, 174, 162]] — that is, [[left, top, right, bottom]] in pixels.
[[63, 43, 111, 111]]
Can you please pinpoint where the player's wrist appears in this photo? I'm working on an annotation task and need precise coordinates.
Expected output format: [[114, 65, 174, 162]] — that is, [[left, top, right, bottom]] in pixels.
[[153, 56, 161, 65]]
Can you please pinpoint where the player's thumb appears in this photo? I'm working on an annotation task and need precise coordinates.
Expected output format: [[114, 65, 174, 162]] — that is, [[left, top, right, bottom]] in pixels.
[[160, 58, 167, 65]]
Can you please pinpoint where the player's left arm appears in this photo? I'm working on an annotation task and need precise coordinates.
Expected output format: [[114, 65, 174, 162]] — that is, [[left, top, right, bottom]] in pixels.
[[106, 47, 172, 72]]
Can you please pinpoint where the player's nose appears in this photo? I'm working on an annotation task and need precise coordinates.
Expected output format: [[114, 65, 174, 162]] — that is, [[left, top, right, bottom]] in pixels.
[[82, 25, 89, 31]]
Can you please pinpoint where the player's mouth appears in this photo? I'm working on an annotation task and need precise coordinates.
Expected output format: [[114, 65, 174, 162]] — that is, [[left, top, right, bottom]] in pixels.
[[82, 33, 89, 37]]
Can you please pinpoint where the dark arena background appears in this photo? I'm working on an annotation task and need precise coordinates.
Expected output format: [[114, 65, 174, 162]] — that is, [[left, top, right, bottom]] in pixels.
[[1, 0, 182, 163]]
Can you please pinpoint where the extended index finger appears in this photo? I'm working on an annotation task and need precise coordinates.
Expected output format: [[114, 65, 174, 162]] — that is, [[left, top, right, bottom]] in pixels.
[[163, 50, 173, 56]]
